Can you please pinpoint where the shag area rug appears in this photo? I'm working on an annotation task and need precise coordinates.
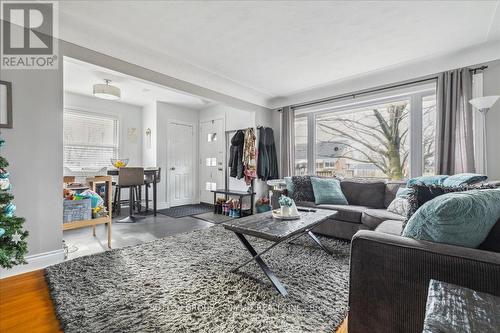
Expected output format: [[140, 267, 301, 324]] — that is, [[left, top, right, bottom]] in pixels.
[[157, 203, 214, 218], [46, 226, 350, 333]]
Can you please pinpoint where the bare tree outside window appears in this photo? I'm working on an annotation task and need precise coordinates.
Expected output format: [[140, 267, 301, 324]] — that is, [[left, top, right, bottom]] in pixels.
[[313, 98, 436, 180]]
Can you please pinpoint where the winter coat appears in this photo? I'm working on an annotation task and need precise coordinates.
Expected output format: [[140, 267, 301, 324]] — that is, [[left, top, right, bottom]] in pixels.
[[229, 130, 245, 179], [257, 127, 279, 181]]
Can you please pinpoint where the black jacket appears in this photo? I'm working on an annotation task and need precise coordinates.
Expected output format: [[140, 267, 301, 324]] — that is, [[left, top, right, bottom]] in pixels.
[[228, 130, 245, 179], [257, 127, 279, 181]]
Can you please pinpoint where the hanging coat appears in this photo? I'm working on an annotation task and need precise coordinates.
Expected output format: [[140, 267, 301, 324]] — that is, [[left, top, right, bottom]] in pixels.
[[228, 130, 245, 179], [257, 127, 279, 181], [243, 128, 257, 185]]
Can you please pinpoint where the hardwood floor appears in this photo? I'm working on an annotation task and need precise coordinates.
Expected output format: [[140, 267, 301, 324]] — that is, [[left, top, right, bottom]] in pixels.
[[0, 270, 62, 333], [1, 269, 348, 333]]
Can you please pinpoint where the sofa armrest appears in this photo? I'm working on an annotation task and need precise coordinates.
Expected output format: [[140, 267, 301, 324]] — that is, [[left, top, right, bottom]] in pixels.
[[348, 230, 500, 333]]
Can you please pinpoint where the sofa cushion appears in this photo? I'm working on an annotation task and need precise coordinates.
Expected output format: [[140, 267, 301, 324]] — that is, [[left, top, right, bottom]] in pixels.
[[402, 189, 500, 248], [362, 208, 405, 229], [340, 180, 386, 208], [375, 220, 404, 236], [316, 204, 370, 223], [384, 181, 406, 208]]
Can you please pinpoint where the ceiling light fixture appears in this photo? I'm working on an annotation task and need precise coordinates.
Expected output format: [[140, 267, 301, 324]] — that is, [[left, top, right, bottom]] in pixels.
[[93, 79, 121, 100]]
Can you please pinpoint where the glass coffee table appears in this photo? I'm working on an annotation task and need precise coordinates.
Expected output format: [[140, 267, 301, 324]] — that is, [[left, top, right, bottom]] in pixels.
[[222, 208, 337, 296]]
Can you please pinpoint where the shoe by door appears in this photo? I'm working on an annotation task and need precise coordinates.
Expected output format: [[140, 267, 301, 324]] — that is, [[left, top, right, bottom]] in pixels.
[[199, 119, 224, 203], [167, 121, 195, 207]]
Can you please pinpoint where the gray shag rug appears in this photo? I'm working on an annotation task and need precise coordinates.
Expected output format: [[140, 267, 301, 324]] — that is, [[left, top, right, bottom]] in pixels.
[[46, 226, 350, 333]]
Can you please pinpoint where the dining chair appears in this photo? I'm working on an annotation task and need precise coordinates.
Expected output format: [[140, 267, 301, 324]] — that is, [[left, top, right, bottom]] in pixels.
[[143, 168, 161, 214], [115, 167, 145, 223]]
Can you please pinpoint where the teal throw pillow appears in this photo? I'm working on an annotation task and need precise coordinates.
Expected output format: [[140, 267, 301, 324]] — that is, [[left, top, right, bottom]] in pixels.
[[407, 175, 449, 187], [402, 189, 500, 248], [310, 177, 348, 205], [442, 173, 488, 187], [396, 187, 413, 198]]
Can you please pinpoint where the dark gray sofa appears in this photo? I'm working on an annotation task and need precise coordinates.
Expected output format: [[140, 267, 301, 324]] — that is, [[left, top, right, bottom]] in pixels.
[[282, 178, 500, 332], [289, 180, 407, 240], [348, 222, 500, 333]]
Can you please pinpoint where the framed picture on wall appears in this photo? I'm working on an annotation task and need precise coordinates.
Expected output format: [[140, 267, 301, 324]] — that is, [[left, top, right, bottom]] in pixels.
[[0, 81, 13, 129]]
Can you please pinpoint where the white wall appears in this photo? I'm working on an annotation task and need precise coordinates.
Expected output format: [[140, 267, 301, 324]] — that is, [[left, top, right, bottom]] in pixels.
[[64, 92, 143, 167], [484, 60, 500, 180], [0, 61, 64, 276], [156, 102, 200, 206], [142, 102, 157, 167]]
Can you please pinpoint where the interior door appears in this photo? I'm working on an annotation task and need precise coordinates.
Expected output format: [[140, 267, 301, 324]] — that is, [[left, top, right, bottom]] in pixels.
[[199, 119, 224, 203], [167, 122, 195, 207]]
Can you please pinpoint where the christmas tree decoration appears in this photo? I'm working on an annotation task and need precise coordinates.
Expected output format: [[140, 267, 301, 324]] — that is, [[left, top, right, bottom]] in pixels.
[[0, 133, 28, 269]]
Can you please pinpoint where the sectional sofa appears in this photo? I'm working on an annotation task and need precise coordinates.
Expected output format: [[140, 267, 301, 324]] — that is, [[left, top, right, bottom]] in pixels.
[[281, 178, 500, 333], [288, 179, 408, 240]]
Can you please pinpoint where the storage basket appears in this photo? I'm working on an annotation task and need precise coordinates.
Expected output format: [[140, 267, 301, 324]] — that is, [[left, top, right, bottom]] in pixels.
[[63, 198, 92, 223]]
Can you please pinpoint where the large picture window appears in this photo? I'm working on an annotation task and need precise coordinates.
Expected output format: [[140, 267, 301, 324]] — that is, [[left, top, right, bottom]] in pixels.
[[64, 110, 119, 169], [294, 83, 436, 180]]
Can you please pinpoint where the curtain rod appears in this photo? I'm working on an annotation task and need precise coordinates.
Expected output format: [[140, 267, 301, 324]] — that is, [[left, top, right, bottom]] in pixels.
[[291, 75, 438, 110], [287, 65, 489, 111]]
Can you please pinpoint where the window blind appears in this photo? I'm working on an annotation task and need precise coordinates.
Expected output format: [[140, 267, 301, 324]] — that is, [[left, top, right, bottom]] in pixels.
[[63, 110, 119, 169]]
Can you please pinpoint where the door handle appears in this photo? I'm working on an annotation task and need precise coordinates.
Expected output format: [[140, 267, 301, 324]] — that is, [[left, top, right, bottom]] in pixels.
[[218, 168, 223, 171], [170, 167, 176, 171]]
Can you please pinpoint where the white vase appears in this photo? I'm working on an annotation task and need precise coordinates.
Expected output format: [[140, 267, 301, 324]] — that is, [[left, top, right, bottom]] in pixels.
[[281, 205, 290, 216]]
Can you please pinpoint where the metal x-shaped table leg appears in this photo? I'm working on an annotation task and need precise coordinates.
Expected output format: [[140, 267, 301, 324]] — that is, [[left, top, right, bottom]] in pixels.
[[233, 232, 288, 296]]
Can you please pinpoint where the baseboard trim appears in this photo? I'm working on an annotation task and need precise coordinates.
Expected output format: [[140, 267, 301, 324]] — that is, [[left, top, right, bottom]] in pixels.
[[0, 248, 65, 279]]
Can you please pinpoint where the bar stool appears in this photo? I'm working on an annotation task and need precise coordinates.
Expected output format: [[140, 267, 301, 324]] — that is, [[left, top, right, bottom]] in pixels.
[[143, 168, 161, 214], [115, 167, 145, 223]]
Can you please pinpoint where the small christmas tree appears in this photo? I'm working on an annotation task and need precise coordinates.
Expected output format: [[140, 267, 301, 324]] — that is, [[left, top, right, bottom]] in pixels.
[[0, 134, 28, 268]]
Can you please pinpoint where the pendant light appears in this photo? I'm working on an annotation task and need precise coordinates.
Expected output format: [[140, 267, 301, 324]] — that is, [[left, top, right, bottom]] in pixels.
[[93, 79, 121, 100]]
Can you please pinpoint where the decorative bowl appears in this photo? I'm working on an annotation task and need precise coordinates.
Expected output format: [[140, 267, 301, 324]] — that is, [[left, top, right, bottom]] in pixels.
[[111, 158, 129, 168]]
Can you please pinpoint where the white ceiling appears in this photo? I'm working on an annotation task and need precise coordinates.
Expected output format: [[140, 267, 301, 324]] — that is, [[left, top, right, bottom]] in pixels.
[[59, 1, 500, 107], [63, 57, 213, 109]]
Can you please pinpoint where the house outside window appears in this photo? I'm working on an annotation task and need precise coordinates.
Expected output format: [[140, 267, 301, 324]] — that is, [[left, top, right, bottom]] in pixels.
[[294, 82, 437, 180], [63, 110, 119, 170]]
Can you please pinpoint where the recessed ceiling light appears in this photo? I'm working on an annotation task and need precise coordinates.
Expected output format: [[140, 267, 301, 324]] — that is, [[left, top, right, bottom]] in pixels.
[[93, 79, 121, 100]]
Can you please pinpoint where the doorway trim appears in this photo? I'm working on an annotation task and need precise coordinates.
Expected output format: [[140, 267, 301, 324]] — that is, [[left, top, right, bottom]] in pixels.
[[166, 119, 197, 208], [199, 117, 225, 204]]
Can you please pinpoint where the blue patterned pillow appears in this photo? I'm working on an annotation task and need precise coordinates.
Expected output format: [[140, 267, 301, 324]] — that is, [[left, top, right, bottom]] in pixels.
[[402, 189, 500, 248], [442, 173, 487, 187], [310, 177, 348, 205]]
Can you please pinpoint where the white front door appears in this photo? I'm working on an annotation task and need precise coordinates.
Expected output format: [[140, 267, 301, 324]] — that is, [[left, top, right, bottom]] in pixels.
[[199, 119, 224, 203], [167, 122, 195, 207]]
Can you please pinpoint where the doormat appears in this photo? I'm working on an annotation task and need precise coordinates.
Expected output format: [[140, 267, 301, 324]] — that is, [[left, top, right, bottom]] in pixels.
[[157, 203, 213, 218]]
